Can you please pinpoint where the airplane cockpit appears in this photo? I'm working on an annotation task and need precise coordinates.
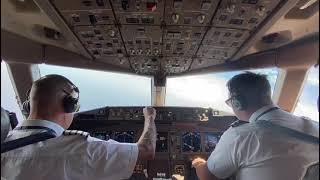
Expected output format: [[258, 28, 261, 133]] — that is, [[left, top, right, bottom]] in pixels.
[[1, 0, 319, 179]]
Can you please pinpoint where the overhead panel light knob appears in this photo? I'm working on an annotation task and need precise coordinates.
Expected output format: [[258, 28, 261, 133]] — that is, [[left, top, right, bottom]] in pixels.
[[197, 14, 206, 24], [172, 13, 180, 24], [108, 29, 116, 37], [226, 4, 235, 14], [154, 49, 159, 55], [256, 6, 266, 16]]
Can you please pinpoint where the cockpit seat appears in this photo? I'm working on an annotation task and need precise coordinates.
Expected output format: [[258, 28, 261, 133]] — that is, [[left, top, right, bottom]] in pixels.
[[303, 163, 319, 180], [1, 107, 10, 143]]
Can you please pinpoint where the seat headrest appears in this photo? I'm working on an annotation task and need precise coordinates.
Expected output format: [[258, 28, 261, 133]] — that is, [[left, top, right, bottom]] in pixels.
[[1, 107, 10, 143]]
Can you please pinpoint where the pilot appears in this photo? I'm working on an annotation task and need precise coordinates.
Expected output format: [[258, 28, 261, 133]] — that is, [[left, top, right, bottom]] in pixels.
[[192, 72, 319, 180], [1, 74, 157, 180]]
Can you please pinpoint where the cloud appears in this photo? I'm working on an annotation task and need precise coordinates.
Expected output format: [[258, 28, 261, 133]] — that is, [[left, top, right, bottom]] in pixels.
[[166, 75, 233, 113], [306, 66, 319, 86], [293, 102, 319, 122]]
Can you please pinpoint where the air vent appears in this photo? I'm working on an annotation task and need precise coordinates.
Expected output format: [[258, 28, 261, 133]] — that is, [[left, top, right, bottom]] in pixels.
[[255, 30, 292, 50], [32, 25, 64, 41], [43, 27, 63, 40]]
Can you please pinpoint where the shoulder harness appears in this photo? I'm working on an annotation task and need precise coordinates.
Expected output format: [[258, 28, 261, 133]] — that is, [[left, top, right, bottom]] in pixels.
[[63, 130, 89, 138], [230, 120, 249, 127]]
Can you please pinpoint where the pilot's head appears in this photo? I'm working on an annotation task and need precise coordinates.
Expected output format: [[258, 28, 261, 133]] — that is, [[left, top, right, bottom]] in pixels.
[[225, 72, 272, 121], [27, 74, 80, 129]]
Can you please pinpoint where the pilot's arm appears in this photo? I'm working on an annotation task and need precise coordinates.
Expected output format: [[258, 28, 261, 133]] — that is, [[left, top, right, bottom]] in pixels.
[[192, 128, 242, 180], [137, 107, 157, 160], [77, 107, 157, 179]]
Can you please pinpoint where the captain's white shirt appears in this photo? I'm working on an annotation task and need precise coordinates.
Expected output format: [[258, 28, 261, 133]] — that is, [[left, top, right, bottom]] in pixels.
[[207, 105, 319, 180], [1, 120, 139, 180]]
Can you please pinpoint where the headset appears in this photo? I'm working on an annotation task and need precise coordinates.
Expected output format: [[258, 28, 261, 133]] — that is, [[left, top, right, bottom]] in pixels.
[[231, 91, 271, 111], [22, 75, 80, 114], [230, 94, 248, 111]]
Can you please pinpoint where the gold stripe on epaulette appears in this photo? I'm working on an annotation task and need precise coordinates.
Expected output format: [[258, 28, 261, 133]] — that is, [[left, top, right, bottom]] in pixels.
[[63, 130, 89, 138]]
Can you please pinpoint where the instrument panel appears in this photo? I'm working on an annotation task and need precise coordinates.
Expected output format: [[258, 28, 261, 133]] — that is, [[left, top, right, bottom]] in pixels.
[[71, 106, 236, 179]]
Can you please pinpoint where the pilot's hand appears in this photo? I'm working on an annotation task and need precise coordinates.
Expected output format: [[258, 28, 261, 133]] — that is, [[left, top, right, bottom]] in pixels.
[[143, 107, 156, 121], [192, 157, 207, 168], [172, 174, 185, 180]]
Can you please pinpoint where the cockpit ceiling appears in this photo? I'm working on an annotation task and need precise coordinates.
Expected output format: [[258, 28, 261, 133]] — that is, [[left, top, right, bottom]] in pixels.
[[2, 0, 311, 76]]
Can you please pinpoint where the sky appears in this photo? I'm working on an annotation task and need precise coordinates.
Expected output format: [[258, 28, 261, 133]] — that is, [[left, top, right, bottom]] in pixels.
[[1, 61, 319, 122]]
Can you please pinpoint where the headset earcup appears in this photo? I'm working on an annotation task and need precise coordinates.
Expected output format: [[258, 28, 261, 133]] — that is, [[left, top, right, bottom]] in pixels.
[[232, 99, 243, 111], [63, 96, 78, 113], [232, 95, 247, 111]]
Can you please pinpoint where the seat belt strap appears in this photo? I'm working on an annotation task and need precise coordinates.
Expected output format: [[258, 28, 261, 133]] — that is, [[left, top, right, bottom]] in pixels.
[[1, 132, 56, 153], [1, 126, 58, 153], [256, 120, 319, 144]]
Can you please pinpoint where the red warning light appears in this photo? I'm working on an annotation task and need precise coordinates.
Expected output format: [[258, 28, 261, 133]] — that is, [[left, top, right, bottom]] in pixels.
[[146, 2, 157, 11]]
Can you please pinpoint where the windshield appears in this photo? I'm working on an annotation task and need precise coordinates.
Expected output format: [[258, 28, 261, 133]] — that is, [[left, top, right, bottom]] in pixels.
[[166, 68, 279, 114], [39, 64, 152, 112]]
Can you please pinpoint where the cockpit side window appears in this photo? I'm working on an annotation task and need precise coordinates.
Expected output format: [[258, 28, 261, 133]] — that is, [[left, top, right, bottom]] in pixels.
[[294, 66, 319, 122], [1, 61, 24, 123]]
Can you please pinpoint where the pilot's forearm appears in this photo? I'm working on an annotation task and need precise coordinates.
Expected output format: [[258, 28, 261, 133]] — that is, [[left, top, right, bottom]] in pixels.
[[137, 117, 157, 160]]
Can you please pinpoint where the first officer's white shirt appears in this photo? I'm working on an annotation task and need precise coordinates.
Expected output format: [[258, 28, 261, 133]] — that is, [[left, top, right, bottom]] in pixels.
[[207, 104, 319, 180], [1, 120, 139, 180]]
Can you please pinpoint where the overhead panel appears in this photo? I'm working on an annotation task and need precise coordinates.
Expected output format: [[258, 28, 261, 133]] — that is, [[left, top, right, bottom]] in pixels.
[[131, 56, 160, 75], [110, 0, 164, 25], [53, 0, 115, 26], [193, 27, 250, 69], [74, 25, 130, 67], [163, 56, 192, 74], [49, 0, 289, 75], [192, 0, 285, 70], [164, 0, 219, 26], [163, 25, 206, 74], [212, 0, 281, 30], [122, 25, 162, 57]]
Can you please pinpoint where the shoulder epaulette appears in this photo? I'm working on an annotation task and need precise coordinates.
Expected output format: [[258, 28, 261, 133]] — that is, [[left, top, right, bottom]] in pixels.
[[230, 120, 249, 127], [63, 130, 89, 138]]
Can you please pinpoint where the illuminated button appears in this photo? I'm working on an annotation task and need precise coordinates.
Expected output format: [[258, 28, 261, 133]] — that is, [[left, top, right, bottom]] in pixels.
[[146, 1, 157, 11]]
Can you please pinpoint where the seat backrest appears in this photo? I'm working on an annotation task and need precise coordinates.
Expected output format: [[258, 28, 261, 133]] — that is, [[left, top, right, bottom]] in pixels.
[[303, 163, 319, 180], [1, 107, 10, 143]]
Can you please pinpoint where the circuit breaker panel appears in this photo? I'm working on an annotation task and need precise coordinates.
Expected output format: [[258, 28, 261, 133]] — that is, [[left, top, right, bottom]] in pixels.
[[51, 0, 285, 75]]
